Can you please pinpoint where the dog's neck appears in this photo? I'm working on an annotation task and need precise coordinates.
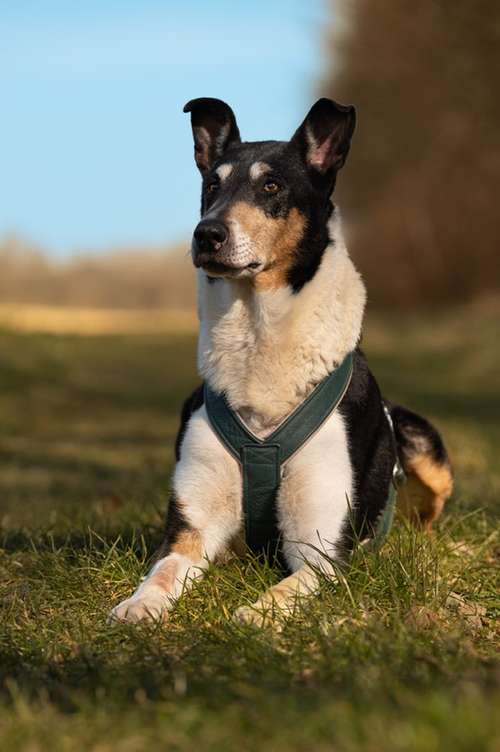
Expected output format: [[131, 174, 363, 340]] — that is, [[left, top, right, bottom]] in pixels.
[[197, 211, 366, 437]]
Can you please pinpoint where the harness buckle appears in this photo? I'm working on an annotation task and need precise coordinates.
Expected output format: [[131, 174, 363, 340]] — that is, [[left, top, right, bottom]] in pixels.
[[392, 460, 406, 488]]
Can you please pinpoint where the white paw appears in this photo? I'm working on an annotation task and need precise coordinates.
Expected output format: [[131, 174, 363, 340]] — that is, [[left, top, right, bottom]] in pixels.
[[109, 590, 170, 624], [233, 603, 273, 628]]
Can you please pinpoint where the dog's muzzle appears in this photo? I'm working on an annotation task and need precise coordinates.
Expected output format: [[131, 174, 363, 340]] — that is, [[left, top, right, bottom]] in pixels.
[[194, 220, 228, 255], [191, 219, 262, 275], [192, 219, 230, 270]]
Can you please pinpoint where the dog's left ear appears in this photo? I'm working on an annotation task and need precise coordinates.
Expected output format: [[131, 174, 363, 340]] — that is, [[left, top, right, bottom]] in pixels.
[[183, 98, 241, 174], [291, 98, 356, 174]]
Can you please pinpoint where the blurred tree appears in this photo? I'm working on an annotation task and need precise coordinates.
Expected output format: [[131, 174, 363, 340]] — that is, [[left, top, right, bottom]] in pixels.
[[324, 0, 500, 307]]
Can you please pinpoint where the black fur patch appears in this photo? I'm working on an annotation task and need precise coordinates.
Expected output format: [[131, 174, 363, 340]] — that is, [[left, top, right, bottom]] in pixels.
[[174, 385, 204, 461], [338, 349, 395, 548]]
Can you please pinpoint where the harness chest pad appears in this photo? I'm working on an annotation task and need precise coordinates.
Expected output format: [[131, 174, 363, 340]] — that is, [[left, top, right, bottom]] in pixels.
[[204, 353, 354, 554]]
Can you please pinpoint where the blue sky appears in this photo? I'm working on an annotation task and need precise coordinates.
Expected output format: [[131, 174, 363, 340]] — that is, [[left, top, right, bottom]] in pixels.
[[1, 0, 331, 255]]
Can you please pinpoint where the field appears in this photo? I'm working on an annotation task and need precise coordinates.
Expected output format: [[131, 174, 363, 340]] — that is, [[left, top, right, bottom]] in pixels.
[[1, 301, 499, 751]]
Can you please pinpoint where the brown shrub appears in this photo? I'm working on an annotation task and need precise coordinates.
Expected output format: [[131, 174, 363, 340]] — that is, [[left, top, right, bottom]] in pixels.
[[323, 0, 500, 307]]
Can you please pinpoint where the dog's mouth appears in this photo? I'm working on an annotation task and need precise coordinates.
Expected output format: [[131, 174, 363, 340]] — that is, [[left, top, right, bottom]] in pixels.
[[193, 254, 264, 278]]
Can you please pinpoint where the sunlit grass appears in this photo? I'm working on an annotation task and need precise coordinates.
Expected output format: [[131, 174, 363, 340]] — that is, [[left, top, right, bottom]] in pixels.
[[0, 304, 197, 335], [0, 304, 499, 751]]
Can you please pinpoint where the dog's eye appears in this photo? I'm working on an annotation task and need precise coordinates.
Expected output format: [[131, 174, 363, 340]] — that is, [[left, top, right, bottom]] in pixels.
[[262, 180, 280, 194], [206, 181, 219, 194]]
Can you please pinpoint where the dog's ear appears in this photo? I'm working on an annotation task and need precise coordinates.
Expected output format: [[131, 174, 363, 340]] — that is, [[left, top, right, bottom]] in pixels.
[[183, 98, 241, 173], [291, 98, 356, 174]]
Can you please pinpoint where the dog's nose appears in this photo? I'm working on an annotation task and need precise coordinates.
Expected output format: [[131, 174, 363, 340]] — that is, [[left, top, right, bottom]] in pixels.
[[193, 220, 228, 253]]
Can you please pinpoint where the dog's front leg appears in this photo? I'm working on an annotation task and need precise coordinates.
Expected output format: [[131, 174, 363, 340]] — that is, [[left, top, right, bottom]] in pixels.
[[234, 410, 352, 627], [110, 404, 242, 624], [233, 563, 322, 626], [109, 524, 208, 623]]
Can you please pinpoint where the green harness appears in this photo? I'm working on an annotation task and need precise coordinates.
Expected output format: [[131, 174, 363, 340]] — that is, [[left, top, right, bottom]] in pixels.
[[204, 352, 404, 557]]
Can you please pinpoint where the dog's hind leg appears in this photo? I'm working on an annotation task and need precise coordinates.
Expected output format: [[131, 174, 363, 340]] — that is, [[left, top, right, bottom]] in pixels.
[[391, 404, 453, 530]]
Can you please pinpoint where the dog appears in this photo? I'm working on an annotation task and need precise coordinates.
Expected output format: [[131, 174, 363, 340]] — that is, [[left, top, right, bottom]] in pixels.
[[110, 97, 453, 625]]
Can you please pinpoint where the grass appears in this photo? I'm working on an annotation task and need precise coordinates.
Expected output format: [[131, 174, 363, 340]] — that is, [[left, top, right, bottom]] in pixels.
[[0, 304, 197, 335], [1, 301, 499, 751]]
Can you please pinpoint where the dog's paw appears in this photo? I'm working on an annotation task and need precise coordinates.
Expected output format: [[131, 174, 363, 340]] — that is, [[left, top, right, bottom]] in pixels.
[[108, 590, 169, 624], [232, 603, 273, 629]]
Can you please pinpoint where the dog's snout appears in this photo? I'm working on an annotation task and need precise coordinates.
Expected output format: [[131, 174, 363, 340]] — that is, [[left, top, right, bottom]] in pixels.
[[194, 220, 228, 252]]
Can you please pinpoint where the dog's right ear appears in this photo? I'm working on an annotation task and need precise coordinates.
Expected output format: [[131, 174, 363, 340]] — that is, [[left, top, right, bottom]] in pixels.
[[183, 98, 241, 174]]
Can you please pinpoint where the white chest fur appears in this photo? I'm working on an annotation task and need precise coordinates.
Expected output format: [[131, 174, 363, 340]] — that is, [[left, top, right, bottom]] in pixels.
[[197, 214, 366, 437]]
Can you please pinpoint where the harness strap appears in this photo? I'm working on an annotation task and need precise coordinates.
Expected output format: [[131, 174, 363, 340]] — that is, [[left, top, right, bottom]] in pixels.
[[204, 352, 354, 553], [241, 444, 281, 554], [370, 404, 406, 546]]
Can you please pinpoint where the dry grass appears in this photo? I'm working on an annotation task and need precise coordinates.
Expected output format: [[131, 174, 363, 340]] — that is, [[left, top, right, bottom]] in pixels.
[[0, 304, 197, 335], [1, 296, 498, 340]]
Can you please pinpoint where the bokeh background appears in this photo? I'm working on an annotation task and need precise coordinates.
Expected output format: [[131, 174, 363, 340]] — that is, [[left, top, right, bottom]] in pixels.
[[2, 0, 499, 317]]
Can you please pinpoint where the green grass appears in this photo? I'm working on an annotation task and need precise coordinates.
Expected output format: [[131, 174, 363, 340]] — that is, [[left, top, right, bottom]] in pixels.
[[1, 302, 499, 751]]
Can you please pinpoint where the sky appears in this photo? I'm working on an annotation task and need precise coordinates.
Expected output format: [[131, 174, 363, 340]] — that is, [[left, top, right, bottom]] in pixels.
[[1, 0, 331, 256]]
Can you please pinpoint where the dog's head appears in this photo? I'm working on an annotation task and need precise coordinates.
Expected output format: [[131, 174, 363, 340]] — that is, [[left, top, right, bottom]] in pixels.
[[184, 97, 355, 291]]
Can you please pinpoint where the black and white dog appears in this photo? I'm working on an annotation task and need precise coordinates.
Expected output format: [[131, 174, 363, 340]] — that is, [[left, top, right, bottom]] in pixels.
[[111, 98, 453, 625]]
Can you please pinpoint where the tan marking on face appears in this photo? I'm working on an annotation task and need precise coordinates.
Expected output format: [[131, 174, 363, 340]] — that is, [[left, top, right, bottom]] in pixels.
[[249, 161, 271, 181], [227, 201, 306, 291], [216, 163, 233, 181]]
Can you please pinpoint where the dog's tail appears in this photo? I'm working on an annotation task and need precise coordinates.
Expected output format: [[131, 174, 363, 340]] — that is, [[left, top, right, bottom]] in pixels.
[[389, 404, 453, 530]]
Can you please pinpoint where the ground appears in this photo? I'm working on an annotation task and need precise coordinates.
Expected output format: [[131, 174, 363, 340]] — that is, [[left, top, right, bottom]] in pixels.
[[0, 301, 499, 751]]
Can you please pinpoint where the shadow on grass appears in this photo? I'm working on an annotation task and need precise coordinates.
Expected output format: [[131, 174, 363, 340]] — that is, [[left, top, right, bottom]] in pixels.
[[0, 525, 165, 556], [388, 390, 500, 426]]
